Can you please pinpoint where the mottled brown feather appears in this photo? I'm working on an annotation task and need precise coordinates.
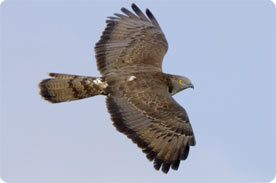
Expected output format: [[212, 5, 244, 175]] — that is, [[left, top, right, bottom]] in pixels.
[[106, 72, 195, 173], [39, 73, 107, 103], [95, 3, 168, 76]]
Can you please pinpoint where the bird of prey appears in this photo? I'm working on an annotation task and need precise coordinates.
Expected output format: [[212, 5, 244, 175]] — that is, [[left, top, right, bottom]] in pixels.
[[39, 3, 195, 173]]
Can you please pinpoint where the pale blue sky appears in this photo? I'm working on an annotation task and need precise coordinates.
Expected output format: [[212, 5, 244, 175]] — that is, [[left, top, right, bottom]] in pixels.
[[1, 0, 275, 183]]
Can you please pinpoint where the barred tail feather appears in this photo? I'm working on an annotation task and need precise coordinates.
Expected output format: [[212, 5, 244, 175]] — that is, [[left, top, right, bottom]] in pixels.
[[39, 73, 107, 103]]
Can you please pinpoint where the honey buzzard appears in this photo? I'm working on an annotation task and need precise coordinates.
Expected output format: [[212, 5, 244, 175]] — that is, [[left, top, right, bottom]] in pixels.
[[39, 3, 196, 173]]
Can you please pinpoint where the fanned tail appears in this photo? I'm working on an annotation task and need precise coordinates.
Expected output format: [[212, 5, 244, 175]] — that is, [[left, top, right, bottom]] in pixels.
[[39, 73, 107, 103]]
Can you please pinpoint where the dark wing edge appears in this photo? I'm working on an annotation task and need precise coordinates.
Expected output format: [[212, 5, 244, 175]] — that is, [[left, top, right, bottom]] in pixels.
[[106, 96, 195, 174], [123, 3, 162, 30]]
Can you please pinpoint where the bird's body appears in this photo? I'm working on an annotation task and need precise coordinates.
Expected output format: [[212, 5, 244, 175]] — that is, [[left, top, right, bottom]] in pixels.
[[39, 3, 195, 173]]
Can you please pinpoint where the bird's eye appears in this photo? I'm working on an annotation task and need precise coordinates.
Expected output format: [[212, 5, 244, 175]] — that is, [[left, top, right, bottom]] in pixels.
[[178, 80, 183, 85]]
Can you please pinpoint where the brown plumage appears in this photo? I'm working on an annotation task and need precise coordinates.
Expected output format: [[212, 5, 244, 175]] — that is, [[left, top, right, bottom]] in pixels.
[[39, 3, 196, 174], [39, 73, 107, 103]]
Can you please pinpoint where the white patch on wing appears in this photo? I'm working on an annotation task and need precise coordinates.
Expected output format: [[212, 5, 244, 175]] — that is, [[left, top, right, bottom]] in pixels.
[[93, 78, 108, 88], [128, 76, 136, 81], [93, 78, 102, 85]]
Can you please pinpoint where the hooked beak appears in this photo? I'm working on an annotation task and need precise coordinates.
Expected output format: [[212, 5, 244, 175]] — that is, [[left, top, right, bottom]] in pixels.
[[190, 84, 194, 89]]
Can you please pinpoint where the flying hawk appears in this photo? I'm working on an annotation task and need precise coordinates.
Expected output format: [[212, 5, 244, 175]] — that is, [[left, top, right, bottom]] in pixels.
[[39, 3, 196, 173]]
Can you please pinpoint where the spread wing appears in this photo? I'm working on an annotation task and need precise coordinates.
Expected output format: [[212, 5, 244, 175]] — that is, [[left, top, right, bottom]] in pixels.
[[95, 3, 168, 76], [106, 78, 196, 173]]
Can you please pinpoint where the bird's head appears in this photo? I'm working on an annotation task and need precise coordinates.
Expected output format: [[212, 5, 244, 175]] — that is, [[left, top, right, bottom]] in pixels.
[[169, 75, 194, 96]]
